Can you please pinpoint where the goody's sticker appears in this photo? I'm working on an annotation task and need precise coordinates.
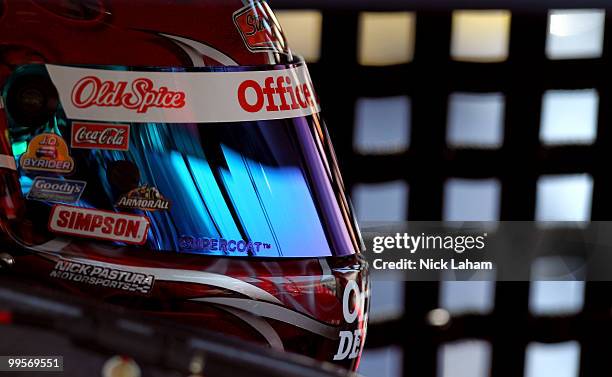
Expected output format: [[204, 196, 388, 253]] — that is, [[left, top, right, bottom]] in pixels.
[[27, 177, 86, 204], [48, 205, 150, 245], [19, 133, 74, 175]]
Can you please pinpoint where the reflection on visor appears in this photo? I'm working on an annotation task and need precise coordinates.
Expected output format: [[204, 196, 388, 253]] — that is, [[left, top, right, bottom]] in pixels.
[[2, 62, 361, 258]]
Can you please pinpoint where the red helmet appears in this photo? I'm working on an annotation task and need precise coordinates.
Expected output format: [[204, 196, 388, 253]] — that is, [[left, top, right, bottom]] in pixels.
[[0, 0, 369, 372]]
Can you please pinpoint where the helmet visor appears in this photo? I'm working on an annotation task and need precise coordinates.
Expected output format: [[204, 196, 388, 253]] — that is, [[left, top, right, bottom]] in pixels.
[[2, 61, 361, 258]]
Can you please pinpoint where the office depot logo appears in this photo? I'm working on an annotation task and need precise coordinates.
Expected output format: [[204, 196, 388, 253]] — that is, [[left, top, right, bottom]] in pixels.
[[71, 122, 130, 151], [49, 205, 150, 245], [71, 76, 186, 114], [238, 75, 319, 114]]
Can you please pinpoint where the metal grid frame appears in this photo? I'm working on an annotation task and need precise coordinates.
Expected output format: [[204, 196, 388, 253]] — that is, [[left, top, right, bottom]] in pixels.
[[273, 2, 612, 376]]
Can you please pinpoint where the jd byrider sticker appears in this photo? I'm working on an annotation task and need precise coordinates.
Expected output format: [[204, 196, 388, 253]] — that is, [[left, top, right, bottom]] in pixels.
[[20, 133, 74, 174], [48, 205, 150, 245]]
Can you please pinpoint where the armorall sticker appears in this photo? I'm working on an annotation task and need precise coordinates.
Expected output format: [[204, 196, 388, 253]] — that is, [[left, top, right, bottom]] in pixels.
[[116, 186, 170, 212]]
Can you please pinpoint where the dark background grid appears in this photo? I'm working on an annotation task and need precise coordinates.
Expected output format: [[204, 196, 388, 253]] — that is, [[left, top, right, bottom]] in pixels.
[[271, 1, 612, 376]]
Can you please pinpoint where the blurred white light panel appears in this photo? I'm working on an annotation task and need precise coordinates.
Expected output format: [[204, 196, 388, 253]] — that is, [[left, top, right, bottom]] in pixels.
[[530, 256, 585, 315], [369, 281, 405, 321], [451, 10, 511, 62], [359, 347, 403, 377], [547, 9, 605, 59], [438, 340, 491, 377], [275, 10, 322, 62], [444, 179, 501, 221], [354, 96, 411, 154], [530, 280, 585, 316], [540, 89, 599, 145], [536, 175, 593, 221], [447, 93, 505, 147], [525, 342, 580, 377], [353, 181, 408, 222], [358, 12, 415, 66], [440, 281, 495, 315]]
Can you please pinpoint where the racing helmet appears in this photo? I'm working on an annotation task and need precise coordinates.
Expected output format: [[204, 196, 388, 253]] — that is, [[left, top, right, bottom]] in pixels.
[[0, 0, 369, 371]]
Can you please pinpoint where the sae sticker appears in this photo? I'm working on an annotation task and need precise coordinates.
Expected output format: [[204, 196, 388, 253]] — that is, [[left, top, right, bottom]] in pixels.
[[27, 177, 87, 204]]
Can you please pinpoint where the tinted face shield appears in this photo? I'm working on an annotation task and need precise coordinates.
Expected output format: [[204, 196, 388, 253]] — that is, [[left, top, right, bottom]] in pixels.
[[0, 60, 362, 258]]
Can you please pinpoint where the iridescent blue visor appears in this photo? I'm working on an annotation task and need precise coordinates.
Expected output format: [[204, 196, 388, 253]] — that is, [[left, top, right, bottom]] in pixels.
[[1, 61, 362, 258]]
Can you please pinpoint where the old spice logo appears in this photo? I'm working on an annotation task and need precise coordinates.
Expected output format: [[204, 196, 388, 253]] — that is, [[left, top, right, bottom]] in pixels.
[[71, 76, 186, 114], [237, 75, 320, 113], [71, 122, 130, 151]]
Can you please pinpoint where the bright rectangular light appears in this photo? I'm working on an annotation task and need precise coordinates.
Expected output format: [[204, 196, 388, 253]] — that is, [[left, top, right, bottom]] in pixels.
[[451, 10, 511, 62], [547, 9, 605, 59], [358, 12, 415, 66], [276, 10, 323, 62]]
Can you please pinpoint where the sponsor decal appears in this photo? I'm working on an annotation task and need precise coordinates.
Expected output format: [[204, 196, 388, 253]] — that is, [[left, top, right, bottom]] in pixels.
[[19, 133, 74, 174], [48, 205, 150, 245], [116, 186, 170, 212], [71, 122, 130, 151], [50, 260, 154, 294], [237, 74, 319, 114], [233, 1, 287, 53], [71, 76, 186, 114], [48, 63, 320, 124], [334, 280, 366, 361], [178, 235, 272, 255], [27, 176, 86, 204]]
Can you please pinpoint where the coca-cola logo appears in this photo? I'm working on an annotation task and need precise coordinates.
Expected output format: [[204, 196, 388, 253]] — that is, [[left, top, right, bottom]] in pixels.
[[237, 75, 319, 114], [71, 122, 130, 151], [71, 76, 186, 114]]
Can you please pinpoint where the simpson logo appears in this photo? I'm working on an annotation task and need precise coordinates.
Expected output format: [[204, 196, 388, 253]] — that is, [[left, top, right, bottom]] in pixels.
[[116, 186, 170, 212], [49, 205, 150, 245], [19, 133, 74, 174], [47, 63, 320, 123], [233, 1, 287, 53], [71, 76, 186, 114], [50, 260, 154, 294], [71, 122, 130, 151], [27, 176, 86, 204]]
